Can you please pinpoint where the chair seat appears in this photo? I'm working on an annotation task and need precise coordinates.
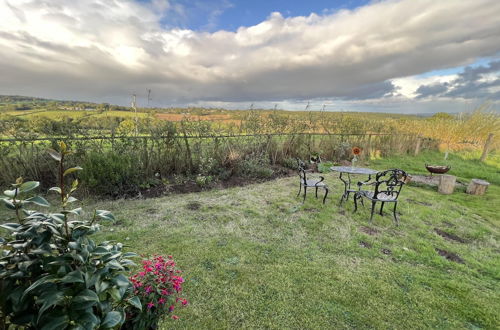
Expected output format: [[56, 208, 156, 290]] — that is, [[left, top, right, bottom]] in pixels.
[[361, 191, 397, 201], [302, 179, 327, 187]]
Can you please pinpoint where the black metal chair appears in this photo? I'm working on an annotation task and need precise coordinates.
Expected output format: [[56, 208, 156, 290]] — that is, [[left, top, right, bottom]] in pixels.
[[297, 159, 329, 204], [353, 169, 408, 225]]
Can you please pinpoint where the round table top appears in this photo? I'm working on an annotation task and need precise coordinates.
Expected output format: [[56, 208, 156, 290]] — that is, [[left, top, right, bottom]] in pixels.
[[330, 166, 379, 175]]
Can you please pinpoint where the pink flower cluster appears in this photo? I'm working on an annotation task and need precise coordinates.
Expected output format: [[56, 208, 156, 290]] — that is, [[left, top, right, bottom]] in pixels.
[[129, 255, 187, 320]]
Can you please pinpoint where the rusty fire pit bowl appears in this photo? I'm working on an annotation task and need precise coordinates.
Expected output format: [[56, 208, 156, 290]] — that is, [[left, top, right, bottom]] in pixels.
[[425, 164, 451, 175]]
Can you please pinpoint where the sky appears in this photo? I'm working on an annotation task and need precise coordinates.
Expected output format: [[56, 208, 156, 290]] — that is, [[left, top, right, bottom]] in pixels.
[[0, 0, 499, 113]]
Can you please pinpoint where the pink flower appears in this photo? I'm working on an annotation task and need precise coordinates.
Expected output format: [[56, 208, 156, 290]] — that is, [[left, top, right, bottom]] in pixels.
[[147, 302, 154, 309], [138, 272, 146, 277], [181, 299, 188, 306], [161, 289, 169, 295], [145, 286, 153, 294], [169, 305, 175, 312], [172, 315, 179, 320], [158, 298, 166, 305]]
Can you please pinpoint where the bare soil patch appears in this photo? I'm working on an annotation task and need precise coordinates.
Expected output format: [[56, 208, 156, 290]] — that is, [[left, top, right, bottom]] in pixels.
[[139, 166, 295, 199], [186, 201, 202, 210], [435, 248, 464, 263], [434, 228, 467, 243], [381, 248, 392, 255], [360, 241, 372, 248], [359, 226, 379, 236]]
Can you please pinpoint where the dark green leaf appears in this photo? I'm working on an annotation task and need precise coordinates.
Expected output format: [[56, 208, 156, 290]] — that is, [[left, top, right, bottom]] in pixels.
[[128, 296, 142, 311], [101, 311, 121, 328], [22, 275, 58, 298], [113, 274, 130, 288], [95, 280, 110, 294], [74, 312, 99, 328], [40, 315, 69, 330], [107, 287, 122, 301], [61, 270, 84, 283], [1, 198, 16, 210], [106, 259, 124, 270], [73, 289, 99, 304], [37, 290, 64, 321]]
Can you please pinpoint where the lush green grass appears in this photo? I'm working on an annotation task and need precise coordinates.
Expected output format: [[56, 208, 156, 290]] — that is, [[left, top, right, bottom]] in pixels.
[[368, 150, 500, 185], [2, 152, 499, 328]]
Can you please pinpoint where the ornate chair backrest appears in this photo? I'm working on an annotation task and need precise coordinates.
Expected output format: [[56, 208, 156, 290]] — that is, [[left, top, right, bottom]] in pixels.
[[373, 169, 407, 200], [297, 159, 308, 185]]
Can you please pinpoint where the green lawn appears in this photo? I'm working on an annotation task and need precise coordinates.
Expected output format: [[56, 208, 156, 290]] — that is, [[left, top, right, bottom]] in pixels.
[[1, 151, 498, 328], [76, 151, 500, 329]]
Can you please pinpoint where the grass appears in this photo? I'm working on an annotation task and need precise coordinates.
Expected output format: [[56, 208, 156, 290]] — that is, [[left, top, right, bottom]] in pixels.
[[82, 152, 499, 329], [1, 151, 499, 328]]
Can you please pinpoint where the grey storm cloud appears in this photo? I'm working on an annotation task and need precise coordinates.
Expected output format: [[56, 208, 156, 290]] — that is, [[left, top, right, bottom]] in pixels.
[[1, 0, 500, 106], [416, 60, 500, 100]]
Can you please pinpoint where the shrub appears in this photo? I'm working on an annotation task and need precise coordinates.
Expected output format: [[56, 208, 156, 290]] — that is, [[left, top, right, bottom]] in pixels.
[[237, 152, 274, 179], [80, 152, 143, 197], [0, 142, 140, 329], [195, 174, 214, 187], [281, 157, 298, 170], [126, 255, 187, 328]]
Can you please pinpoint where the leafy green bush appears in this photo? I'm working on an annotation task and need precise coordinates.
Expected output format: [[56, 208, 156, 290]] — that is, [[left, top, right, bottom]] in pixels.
[[237, 153, 274, 179], [318, 161, 335, 173], [0, 142, 140, 329], [281, 157, 299, 170], [80, 152, 143, 197]]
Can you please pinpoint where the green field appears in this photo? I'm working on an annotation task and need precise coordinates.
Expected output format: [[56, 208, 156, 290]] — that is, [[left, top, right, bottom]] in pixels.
[[49, 151, 498, 328], [3, 109, 149, 120]]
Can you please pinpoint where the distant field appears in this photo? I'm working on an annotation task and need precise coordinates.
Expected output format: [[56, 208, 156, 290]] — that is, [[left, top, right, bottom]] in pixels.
[[3, 109, 149, 120]]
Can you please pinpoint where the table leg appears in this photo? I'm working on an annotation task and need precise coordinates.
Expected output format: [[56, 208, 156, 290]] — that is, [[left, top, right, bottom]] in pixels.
[[339, 172, 349, 205]]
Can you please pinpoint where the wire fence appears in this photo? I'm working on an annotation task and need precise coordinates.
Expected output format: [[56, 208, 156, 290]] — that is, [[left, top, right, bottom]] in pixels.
[[0, 132, 416, 142]]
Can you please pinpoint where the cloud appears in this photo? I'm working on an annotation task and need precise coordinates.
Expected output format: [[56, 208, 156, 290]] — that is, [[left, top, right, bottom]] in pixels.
[[0, 0, 500, 109], [415, 61, 500, 99]]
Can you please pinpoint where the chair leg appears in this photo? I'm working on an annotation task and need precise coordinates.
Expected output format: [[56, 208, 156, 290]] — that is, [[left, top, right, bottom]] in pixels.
[[315, 187, 318, 198], [369, 201, 376, 223], [353, 194, 359, 212], [393, 202, 399, 226], [323, 188, 328, 204], [303, 186, 307, 203], [297, 184, 301, 197], [379, 202, 385, 215]]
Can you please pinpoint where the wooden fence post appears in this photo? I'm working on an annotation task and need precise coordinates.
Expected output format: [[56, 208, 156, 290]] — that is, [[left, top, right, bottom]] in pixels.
[[414, 135, 422, 156], [480, 133, 494, 162]]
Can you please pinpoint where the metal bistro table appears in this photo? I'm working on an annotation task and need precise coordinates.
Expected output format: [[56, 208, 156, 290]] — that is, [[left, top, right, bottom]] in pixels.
[[330, 166, 379, 205]]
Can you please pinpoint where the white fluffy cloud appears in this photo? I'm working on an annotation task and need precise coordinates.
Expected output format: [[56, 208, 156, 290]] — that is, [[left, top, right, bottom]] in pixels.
[[1, 0, 500, 110]]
